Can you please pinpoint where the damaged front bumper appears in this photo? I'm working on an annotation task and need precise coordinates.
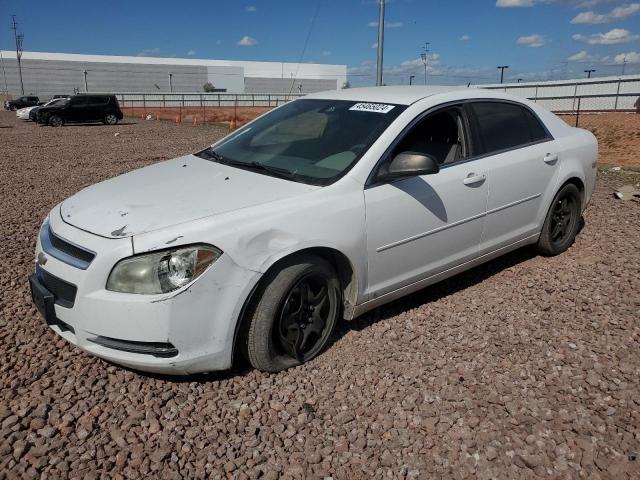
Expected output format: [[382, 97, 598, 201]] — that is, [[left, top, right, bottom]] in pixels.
[[30, 208, 262, 375]]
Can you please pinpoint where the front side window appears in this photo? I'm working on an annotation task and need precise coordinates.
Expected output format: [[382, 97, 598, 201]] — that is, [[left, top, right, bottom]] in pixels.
[[202, 99, 406, 185], [393, 106, 468, 166], [470, 101, 548, 155]]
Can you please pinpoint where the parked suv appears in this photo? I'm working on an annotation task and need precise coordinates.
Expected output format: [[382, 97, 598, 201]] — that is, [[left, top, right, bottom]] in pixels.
[[4, 96, 40, 111], [37, 94, 123, 127]]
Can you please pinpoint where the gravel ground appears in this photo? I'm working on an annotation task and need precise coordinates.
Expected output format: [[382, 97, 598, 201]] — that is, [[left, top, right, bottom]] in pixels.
[[1, 112, 639, 479]]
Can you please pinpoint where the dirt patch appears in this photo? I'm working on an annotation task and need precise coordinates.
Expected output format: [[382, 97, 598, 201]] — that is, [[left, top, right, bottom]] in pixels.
[[121, 106, 272, 126], [560, 112, 640, 168], [1, 111, 639, 479]]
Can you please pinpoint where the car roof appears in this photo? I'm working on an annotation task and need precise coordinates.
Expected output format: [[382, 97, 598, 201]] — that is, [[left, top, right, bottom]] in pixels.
[[303, 85, 524, 106]]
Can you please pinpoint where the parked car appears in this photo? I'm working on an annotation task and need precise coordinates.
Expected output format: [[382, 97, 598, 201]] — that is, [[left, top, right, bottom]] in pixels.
[[36, 94, 123, 126], [5, 95, 40, 111], [29, 97, 70, 122], [16, 106, 37, 120], [29, 86, 597, 375]]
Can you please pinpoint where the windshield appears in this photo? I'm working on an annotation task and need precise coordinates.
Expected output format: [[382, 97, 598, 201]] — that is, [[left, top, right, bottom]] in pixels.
[[44, 98, 67, 107], [201, 99, 406, 185]]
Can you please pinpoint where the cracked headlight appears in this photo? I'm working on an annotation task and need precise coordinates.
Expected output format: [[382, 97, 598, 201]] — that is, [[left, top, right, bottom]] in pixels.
[[106, 245, 222, 294]]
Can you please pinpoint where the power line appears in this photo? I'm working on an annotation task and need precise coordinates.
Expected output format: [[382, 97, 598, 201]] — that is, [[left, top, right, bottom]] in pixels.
[[288, 0, 322, 96]]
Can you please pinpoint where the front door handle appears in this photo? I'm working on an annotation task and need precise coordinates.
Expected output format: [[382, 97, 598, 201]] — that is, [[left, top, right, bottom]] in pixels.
[[544, 153, 558, 164], [463, 173, 486, 186]]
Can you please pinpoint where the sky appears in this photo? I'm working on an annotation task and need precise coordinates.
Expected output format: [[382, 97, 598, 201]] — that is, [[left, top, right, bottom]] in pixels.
[[1, 0, 639, 86]]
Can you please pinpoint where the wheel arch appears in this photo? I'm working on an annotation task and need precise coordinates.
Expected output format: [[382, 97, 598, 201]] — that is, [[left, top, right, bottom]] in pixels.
[[231, 246, 359, 365]]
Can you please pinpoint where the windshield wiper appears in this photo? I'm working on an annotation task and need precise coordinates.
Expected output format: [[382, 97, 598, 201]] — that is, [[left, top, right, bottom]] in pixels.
[[200, 148, 298, 181]]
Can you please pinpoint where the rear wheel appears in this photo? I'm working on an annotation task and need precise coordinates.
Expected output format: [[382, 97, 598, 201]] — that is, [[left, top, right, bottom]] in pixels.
[[242, 255, 341, 372], [48, 115, 63, 127], [103, 113, 118, 125], [537, 183, 581, 256]]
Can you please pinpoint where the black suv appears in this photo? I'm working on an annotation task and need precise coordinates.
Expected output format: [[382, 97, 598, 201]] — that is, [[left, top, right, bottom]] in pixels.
[[4, 96, 40, 111], [37, 94, 124, 127]]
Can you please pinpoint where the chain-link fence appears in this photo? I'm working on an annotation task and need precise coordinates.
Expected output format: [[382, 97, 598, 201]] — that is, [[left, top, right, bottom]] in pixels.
[[116, 92, 304, 109], [484, 77, 640, 114]]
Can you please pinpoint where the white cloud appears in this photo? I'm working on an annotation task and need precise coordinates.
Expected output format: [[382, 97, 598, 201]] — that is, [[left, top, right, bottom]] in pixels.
[[496, 0, 534, 7], [245, 5, 256, 12], [517, 34, 546, 47], [567, 50, 594, 61], [371, 42, 378, 49], [571, 3, 640, 24], [367, 20, 404, 28], [237, 35, 257, 46], [614, 51, 640, 63], [187, 50, 196, 56], [460, 35, 471, 42], [322, 50, 332, 56], [573, 28, 639, 44]]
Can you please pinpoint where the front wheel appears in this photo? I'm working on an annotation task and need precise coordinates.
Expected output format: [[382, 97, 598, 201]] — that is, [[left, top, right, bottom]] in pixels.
[[103, 113, 118, 125], [537, 183, 582, 256], [48, 115, 63, 127], [242, 255, 341, 372]]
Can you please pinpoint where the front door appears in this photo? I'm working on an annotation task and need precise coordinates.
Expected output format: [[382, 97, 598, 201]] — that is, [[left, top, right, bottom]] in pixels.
[[364, 106, 489, 298]]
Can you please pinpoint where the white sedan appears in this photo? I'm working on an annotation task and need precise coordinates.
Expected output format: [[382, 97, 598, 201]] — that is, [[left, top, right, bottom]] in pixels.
[[30, 86, 597, 374], [16, 105, 37, 120]]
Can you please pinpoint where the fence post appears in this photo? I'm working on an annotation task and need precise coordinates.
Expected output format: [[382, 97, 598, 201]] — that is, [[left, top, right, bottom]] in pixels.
[[614, 79, 621, 111], [162, 94, 165, 108], [534, 86, 538, 103], [575, 97, 581, 127], [142, 94, 146, 117], [572, 82, 578, 112]]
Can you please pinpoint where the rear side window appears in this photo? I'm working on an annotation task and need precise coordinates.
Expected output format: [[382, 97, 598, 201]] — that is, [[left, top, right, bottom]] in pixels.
[[88, 96, 109, 104], [470, 102, 548, 155]]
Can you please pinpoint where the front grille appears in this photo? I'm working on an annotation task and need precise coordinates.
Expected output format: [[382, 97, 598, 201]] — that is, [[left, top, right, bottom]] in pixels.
[[37, 266, 77, 308], [88, 336, 179, 358], [41, 223, 96, 270]]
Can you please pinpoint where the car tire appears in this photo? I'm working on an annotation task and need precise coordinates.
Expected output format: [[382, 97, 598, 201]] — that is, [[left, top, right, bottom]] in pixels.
[[242, 255, 341, 372], [10, 105, 17, 111], [536, 183, 582, 256], [48, 115, 64, 127], [103, 114, 118, 125]]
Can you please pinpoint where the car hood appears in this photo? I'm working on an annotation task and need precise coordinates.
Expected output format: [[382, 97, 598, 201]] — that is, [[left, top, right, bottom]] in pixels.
[[61, 154, 319, 238]]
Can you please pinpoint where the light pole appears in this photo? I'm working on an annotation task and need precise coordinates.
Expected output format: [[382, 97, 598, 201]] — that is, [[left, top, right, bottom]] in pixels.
[[497, 65, 509, 84], [11, 15, 24, 95], [584, 69, 595, 78], [375, 0, 385, 86], [621, 57, 627, 76], [83, 70, 88, 92], [409, 75, 415, 85], [420, 42, 430, 85], [169, 73, 173, 92], [517, 78, 523, 83]]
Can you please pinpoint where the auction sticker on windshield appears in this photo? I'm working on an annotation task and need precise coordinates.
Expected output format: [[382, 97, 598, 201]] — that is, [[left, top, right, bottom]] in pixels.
[[349, 103, 395, 114]]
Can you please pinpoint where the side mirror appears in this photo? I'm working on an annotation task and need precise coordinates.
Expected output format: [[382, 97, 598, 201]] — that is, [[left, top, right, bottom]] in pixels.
[[378, 151, 440, 181]]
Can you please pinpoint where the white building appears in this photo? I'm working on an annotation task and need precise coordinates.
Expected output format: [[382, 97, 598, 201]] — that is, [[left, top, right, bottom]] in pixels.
[[0, 51, 347, 97]]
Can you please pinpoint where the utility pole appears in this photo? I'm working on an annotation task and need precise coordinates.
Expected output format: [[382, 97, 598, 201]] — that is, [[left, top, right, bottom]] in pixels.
[[497, 65, 509, 84], [375, 0, 385, 86], [409, 75, 415, 85], [420, 42, 430, 85], [11, 15, 24, 95], [169, 73, 173, 92], [83, 70, 88, 92], [621, 57, 627, 76], [584, 69, 595, 78]]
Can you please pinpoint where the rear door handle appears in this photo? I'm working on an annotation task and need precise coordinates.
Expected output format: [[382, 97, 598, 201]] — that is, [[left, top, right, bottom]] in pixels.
[[463, 173, 486, 186], [544, 153, 558, 164]]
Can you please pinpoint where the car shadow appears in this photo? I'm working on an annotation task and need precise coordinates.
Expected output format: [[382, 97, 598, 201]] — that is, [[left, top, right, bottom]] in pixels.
[[57, 121, 137, 127]]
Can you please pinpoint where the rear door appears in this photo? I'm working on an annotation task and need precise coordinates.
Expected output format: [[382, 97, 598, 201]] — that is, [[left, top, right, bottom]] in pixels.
[[86, 96, 108, 121], [467, 101, 559, 253], [67, 96, 90, 122]]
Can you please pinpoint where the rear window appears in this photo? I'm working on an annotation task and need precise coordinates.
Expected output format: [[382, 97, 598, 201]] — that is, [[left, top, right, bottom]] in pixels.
[[471, 101, 548, 155]]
